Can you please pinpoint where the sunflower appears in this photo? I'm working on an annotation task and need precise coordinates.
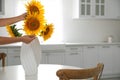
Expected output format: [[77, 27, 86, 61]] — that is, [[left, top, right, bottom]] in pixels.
[[24, 13, 46, 36], [6, 25, 15, 37], [25, 0, 44, 15], [6, 24, 22, 37], [41, 23, 54, 41]]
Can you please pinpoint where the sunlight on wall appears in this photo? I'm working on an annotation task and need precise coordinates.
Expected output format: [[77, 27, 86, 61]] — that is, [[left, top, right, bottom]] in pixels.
[[16, 0, 63, 44]]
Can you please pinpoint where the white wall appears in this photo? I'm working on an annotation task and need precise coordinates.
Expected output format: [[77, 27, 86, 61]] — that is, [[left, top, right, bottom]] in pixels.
[[63, 0, 120, 43]]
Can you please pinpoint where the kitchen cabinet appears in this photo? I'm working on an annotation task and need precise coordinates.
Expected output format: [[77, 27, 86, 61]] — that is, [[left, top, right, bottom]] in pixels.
[[73, 0, 120, 19], [98, 45, 114, 77], [0, 0, 4, 15], [0, 47, 21, 67], [0, 48, 8, 53], [112, 45, 120, 76], [73, 0, 106, 19], [0, 43, 120, 79], [42, 50, 65, 64], [7, 47, 21, 66], [0, 44, 66, 66], [41, 44, 66, 65], [44, 52, 65, 65], [65, 45, 84, 67], [83, 45, 99, 68], [105, 0, 120, 19], [65, 44, 120, 78], [40, 52, 47, 64]]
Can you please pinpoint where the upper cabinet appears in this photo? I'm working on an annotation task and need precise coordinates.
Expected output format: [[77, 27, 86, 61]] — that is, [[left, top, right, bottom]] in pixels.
[[105, 0, 120, 19], [72, 0, 120, 19], [0, 0, 4, 15]]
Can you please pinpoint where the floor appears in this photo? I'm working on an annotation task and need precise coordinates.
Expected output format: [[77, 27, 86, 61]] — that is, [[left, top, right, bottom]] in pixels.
[[72, 78, 120, 80], [101, 77, 120, 80], [71, 78, 120, 80]]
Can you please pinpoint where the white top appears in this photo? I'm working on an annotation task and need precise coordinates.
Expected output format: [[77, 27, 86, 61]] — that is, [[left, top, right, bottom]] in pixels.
[[0, 64, 81, 80]]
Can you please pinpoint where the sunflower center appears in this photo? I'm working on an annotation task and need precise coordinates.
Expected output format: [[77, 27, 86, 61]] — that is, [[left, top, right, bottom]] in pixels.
[[27, 18, 40, 31], [44, 27, 49, 35], [30, 6, 39, 13]]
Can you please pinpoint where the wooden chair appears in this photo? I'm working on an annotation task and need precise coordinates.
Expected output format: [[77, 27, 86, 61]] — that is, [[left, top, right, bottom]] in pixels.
[[0, 53, 7, 67], [56, 63, 104, 80]]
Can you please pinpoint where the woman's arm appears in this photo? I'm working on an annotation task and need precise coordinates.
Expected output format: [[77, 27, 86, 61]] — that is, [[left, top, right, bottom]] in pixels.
[[0, 13, 26, 27], [0, 35, 35, 45]]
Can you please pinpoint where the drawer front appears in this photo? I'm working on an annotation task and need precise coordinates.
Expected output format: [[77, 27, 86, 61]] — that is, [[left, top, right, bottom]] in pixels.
[[0, 48, 7, 53], [7, 48, 20, 54], [66, 47, 83, 53]]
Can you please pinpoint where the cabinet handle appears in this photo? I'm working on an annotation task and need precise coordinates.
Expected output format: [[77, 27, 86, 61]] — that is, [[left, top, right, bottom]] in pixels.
[[117, 46, 120, 48], [13, 50, 20, 52], [70, 53, 78, 55], [46, 53, 50, 56], [14, 56, 20, 58], [87, 46, 95, 48], [70, 48, 78, 50], [91, 15, 95, 17], [102, 46, 110, 48]]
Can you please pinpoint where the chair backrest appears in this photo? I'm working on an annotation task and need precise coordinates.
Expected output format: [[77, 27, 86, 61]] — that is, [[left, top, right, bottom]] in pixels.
[[56, 63, 104, 80]]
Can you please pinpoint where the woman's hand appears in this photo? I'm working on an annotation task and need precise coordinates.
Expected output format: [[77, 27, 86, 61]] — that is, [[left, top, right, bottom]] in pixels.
[[19, 13, 27, 20], [20, 35, 36, 44]]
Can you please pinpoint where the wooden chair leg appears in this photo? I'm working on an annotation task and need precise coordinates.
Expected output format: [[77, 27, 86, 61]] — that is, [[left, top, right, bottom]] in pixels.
[[2, 56, 5, 67], [0, 53, 6, 67]]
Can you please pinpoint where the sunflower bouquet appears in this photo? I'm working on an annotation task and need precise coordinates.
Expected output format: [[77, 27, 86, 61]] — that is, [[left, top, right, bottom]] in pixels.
[[6, 0, 54, 41]]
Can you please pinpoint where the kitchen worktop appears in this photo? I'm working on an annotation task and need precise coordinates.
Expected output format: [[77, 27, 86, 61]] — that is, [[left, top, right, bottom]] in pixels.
[[1, 42, 120, 47]]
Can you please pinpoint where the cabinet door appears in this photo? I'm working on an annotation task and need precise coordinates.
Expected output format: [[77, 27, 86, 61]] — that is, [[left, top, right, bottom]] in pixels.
[[112, 45, 120, 75], [99, 45, 113, 76], [106, 0, 120, 19], [65, 46, 84, 67], [45, 51, 65, 65], [7, 47, 21, 66], [83, 45, 99, 68], [0, 48, 7, 53], [80, 0, 91, 16], [73, 0, 106, 19], [0, 48, 8, 67], [40, 53, 47, 64], [94, 0, 105, 17]]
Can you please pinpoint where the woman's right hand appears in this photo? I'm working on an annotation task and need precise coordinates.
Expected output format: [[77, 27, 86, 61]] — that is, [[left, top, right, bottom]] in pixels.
[[20, 35, 36, 44]]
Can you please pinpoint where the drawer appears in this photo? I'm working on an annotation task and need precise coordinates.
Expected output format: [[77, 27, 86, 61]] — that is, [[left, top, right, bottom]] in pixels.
[[7, 48, 20, 54], [0, 48, 7, 53], [66, 46, 83, 52]]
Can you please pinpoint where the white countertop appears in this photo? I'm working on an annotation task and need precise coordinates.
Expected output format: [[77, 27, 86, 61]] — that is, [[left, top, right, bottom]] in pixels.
[[1, 42, 120, 47], [65, 42, 120, 45]]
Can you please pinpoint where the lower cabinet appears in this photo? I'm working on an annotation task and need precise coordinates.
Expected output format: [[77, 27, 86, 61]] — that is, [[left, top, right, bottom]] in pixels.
[[40, 52, 47, 64], [41, 44, 66, 65], [84, 45, 120, 78], [0, 47, 21, 67], [83, 46, 99, 68], [42, 52, 65, 65], [98, 45, 114, 77], [0, 44, 120, 79], [65, 45, 84, 67], [7, 47, 21, 66], [113, 45, 120, 75]]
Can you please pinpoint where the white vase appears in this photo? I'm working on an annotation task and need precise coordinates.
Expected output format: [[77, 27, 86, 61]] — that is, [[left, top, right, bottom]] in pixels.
[[20, 37, 41, 76]]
